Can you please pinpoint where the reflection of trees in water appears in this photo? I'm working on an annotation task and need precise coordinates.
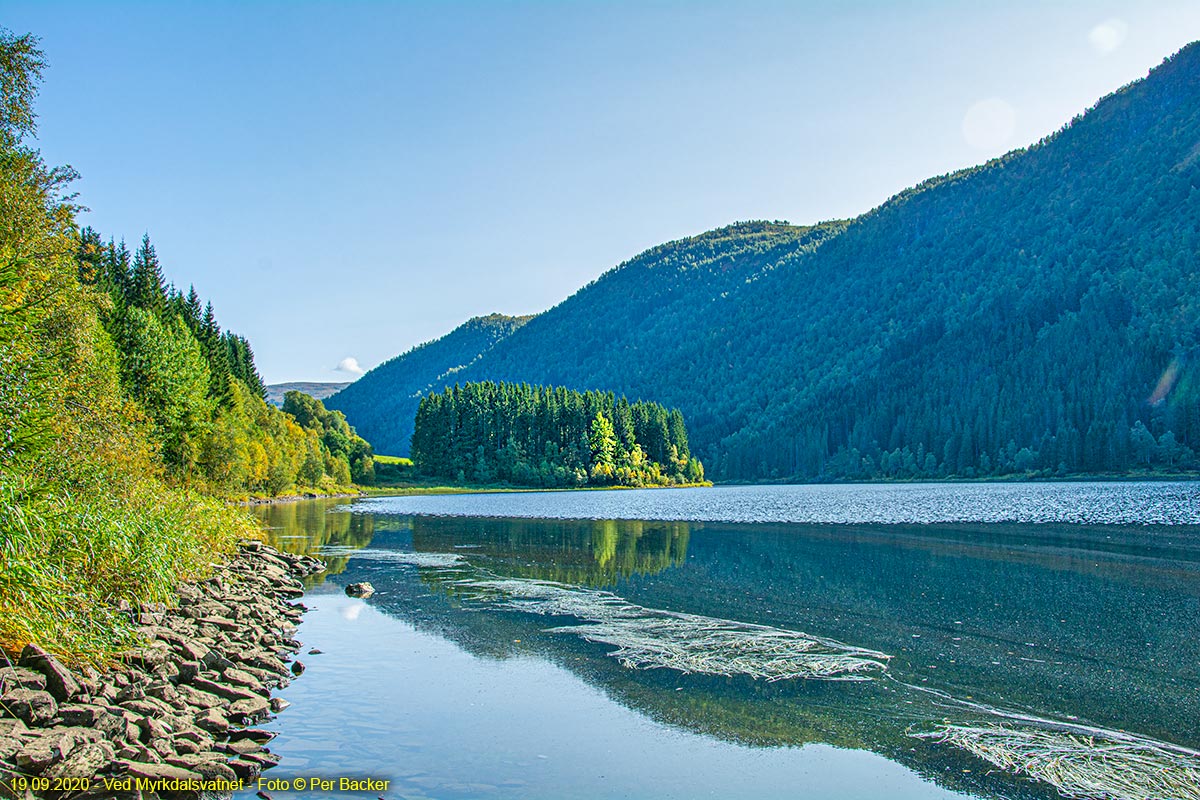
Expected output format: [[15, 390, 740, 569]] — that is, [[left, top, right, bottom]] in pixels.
[[410, 516, 690, 586], [367, 555, 1058, 800], [251, 499, 375, 580]]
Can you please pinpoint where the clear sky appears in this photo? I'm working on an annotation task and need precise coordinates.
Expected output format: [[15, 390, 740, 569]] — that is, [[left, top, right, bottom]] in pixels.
[[5, 1, 1200, 383]]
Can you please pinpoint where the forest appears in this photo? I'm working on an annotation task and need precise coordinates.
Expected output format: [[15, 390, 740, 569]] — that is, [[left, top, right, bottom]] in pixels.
[[334, 44, 1200, 482], [328, 312, 532, 456], [411, 382, 704, 487], [0, 29, 371, 657]]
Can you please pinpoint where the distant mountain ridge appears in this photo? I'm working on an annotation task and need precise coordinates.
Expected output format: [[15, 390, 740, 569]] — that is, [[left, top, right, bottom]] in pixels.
[[333, 43, 1200, 479], [327, 313, 533, 455], [266, 382, 352, 407]]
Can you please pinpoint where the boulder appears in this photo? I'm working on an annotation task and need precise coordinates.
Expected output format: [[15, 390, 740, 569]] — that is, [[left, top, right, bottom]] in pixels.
[[15, 738, 63, 774], [115, 760, 203, 782], [345, 582, 375, 598], [19, 644, 81, 702], [189, 758, 239, 783], [0, 665, 48, 693], [290, 661, 305, 676], [228, 696, 271, 722], [192, 708, 229, 735], [3, 688, 58, 725], [44, 741, 115, 779], [57, 704, 103, 726]]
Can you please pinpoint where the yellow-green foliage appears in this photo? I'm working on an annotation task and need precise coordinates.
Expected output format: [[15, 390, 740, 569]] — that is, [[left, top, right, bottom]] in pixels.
[[0, 29, 261, 661]]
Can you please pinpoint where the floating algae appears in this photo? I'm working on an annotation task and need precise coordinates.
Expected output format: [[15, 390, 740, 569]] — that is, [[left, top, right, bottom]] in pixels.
[[913, 721, 1200, 800], [319, 547, 467, 569], [453, 576, 891, 681]]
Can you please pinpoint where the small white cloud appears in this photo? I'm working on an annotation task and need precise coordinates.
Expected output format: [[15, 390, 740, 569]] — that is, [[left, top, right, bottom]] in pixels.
[[962, 98, 1017, 151], [335, 356, 365, 376], [340, 601, 365, 621], [1089, 18, 1128, 55]]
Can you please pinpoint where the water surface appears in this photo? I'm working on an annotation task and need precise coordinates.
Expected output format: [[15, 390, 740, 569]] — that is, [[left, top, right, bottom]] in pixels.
[[242, 483, 1200, 800]]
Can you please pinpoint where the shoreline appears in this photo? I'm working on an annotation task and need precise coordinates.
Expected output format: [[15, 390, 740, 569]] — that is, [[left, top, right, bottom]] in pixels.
[[0, 543, 322, 799]]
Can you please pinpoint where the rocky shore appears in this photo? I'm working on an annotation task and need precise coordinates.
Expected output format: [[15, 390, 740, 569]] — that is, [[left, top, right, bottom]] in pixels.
[[0, 542, 323, 799]]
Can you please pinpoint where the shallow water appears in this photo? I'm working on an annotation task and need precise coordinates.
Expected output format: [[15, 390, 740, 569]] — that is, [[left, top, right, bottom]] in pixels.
[[241, 483, 1200, 800]]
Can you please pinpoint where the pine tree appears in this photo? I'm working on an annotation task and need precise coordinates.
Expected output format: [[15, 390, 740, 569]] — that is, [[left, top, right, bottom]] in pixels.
[[130, 233, 166, 315]]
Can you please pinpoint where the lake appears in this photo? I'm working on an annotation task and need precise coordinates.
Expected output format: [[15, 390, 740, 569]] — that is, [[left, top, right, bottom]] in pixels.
[[244, 482, 1200, 800]]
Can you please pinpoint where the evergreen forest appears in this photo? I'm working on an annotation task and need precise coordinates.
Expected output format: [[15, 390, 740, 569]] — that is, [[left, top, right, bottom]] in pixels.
[[411, 382, 704, 487]]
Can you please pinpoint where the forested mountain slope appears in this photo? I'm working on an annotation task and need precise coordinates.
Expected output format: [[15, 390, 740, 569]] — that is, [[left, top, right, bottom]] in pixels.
[[342, 43, 1200, 480], [327, 313, 532, 455]]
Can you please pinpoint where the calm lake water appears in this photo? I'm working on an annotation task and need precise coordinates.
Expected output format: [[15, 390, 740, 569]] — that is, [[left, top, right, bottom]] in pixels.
[[244, 483, 1200, 800]]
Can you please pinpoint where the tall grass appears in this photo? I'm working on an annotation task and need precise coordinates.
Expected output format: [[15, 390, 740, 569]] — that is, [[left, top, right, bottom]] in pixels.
[[0, 473, 259, 664]]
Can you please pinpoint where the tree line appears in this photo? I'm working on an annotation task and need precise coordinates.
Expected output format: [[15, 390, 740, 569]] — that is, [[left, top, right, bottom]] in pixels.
[[0, 27, 372, 657], [411, 382, 704, 487]]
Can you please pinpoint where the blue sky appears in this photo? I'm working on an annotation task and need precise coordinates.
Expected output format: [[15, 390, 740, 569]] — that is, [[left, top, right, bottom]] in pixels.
[[5, 1, 1200, 382]]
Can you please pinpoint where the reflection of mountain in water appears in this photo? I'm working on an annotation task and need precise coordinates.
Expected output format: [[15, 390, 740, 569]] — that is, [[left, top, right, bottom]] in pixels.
[[268, 505, 1200, 800], [411, 516, 690, 586]]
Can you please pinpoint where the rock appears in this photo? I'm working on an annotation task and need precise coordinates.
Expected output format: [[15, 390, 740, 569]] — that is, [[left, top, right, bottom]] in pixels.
[[57, 704, 103, 726], [96, 709, 141, 743], [228, 727, 277, 743], [172, 637, 213, 665], [174, 684, 224, 710], [0, 735, 21, 761], [174, 660, 201, 684], [307, 648, 323, 655], [121, 699, 166, 719], [15, 738, 63, 773], [345, 582, 375, 598], [115, 760, 203, 782], [224, 738, 263, 755], [3, 688, 58, 725], [227, 756, 263, 780], [222, 667, 262, 689], [228, 696, 271, 722], [0, 665, 48, 693], [0, 717, 28, 736], [193, 758, 241, 783], [150, 737, 176, 759], [269, 697, 290, 713], [44, 741, 115, 779], [193, 708, 229, 734], [191, 676, 260, 703], [290, 661, 305, 676], [19, 644, 81, 702]]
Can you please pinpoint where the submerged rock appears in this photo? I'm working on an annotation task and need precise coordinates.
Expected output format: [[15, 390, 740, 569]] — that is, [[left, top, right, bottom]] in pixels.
[[345, 582, 375, 597]]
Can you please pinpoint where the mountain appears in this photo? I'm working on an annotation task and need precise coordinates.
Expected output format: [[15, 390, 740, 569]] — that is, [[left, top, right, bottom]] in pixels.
[[337, 43, 1200, 480], [266, 381, 352, 407], [326, 313, 533, 455]]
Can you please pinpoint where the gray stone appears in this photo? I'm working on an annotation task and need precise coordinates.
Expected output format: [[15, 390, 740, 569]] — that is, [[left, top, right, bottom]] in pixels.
[[96, 709, 141, 743], [2, 688, 58, 725], [0, 665, 48, 693], [174, 684, 223, 709], [345, 582, 375, 597], [192, 707, 229, 734], [19, 644, 81, 702], [228, 696, 270, 722], [290, 660, 305, 676], [44, 741, 115, 779], [189, 758, 239, 783], [191, 676, 259, 703], [16, 739, 62, 773], [222, 667, 261, 689], [115, 760, 202, 781], [57, 703, 103, 726], [0, 734, 21, 761]]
